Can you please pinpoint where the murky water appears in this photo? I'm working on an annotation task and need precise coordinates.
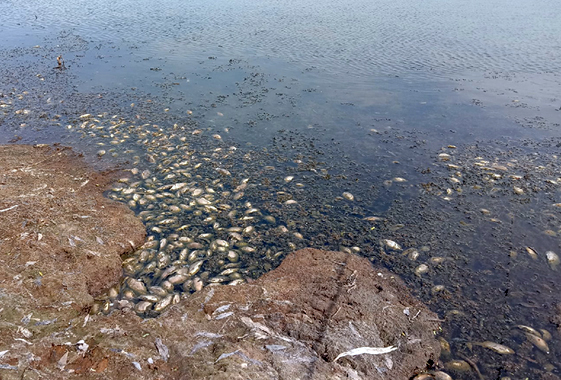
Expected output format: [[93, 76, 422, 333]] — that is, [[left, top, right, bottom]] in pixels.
[[2, 0, 561, 378]]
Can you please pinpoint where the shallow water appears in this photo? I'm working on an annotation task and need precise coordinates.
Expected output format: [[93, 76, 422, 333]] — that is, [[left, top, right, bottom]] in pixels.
[[2, 0, 561, 378]]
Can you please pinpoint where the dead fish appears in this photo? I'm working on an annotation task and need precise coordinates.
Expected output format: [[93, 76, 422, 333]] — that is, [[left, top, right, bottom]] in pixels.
[[415, 264, 429, 276], [216, 168, 231, 176], [431, 285, 446, 294], [473, 341, 514, 354], [432, 372, 453, 380], [154, 295, 173, 312], [382, 239, 402, 251], [525, 333, 550, 354], [215, 239, 229, 248], [403, 248, 420, 261], [196, 198, 211, 205], [540, 329, 552, 341], [438, 337, 451, 357], [188, 260, 204, 276], [526, 247, 538, 260], [342, 192, 354, 201], [170, 182, 187, 191], [429, 256, 447, 264], [135, 301, 152, 313], [413, 374, 434, 380], [444, 360, 470, 372], [148, 286, 168, 297], [128, 278, 147, 294], [546, 251, 560, 270], [243, 226, 255, 235], [193, 277, 203, 291], [363, 216, 383, 222]]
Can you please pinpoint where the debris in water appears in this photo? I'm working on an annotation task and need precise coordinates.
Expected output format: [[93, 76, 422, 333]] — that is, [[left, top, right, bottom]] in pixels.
[[55, 55, 66, 70]]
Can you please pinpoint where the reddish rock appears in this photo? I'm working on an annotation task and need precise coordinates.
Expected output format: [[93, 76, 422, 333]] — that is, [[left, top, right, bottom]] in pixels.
[[159, 248, 441, 380]]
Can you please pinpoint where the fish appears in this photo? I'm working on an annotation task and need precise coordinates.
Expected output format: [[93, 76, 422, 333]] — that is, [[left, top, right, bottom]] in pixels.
[[342, 192, 354, 201], [473, 341, 514, 354], [525, 333, 550, 354], [546, 251, 559, 270], [525, 247, 538, 260], [516, 325, 541, 337], [382, 239, 402, 251]]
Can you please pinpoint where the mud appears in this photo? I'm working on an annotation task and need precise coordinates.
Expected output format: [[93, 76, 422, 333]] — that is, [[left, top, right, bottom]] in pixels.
[[0, 145, 146, 308]]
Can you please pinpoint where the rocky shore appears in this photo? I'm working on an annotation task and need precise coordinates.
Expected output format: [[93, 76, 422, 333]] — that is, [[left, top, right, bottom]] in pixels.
[[0, 145, 441, 379]]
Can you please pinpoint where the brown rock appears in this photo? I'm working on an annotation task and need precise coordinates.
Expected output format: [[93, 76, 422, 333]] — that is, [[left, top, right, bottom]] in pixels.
[[160, 248, 441, 380]]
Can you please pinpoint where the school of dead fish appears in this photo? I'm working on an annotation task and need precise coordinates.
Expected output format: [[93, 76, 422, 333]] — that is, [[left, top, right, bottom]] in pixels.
[[62, 113, 373, 317]]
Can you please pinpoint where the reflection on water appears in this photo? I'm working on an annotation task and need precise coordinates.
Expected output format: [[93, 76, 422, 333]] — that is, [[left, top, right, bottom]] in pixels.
[[2, 0, 561, 378]]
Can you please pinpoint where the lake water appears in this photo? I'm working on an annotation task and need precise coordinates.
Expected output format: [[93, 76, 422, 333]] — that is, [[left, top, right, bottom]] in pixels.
[[2, 0, 561, 378]]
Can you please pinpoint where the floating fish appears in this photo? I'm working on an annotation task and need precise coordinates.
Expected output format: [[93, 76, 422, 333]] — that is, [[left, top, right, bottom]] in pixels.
[[473, 341, 514, 354], [415, 264, 429, 276], [342, 192, 354, 201], [516, 325, 541, 337], [382, 239, 402, 251], [546, 251, 559, 270], [525, 247, 538, 260], [525, 333, 550, 354]]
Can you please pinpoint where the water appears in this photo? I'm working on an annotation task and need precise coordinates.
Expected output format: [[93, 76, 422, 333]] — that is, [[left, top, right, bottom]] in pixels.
[[2, 0, 561, 378]]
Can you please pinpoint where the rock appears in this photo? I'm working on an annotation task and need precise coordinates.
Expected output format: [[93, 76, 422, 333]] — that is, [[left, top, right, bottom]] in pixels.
[[163, 248, 441, 380]]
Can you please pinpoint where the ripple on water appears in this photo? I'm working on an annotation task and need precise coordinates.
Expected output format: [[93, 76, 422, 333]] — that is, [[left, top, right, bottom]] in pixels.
[[1, 0, 560, 76]]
